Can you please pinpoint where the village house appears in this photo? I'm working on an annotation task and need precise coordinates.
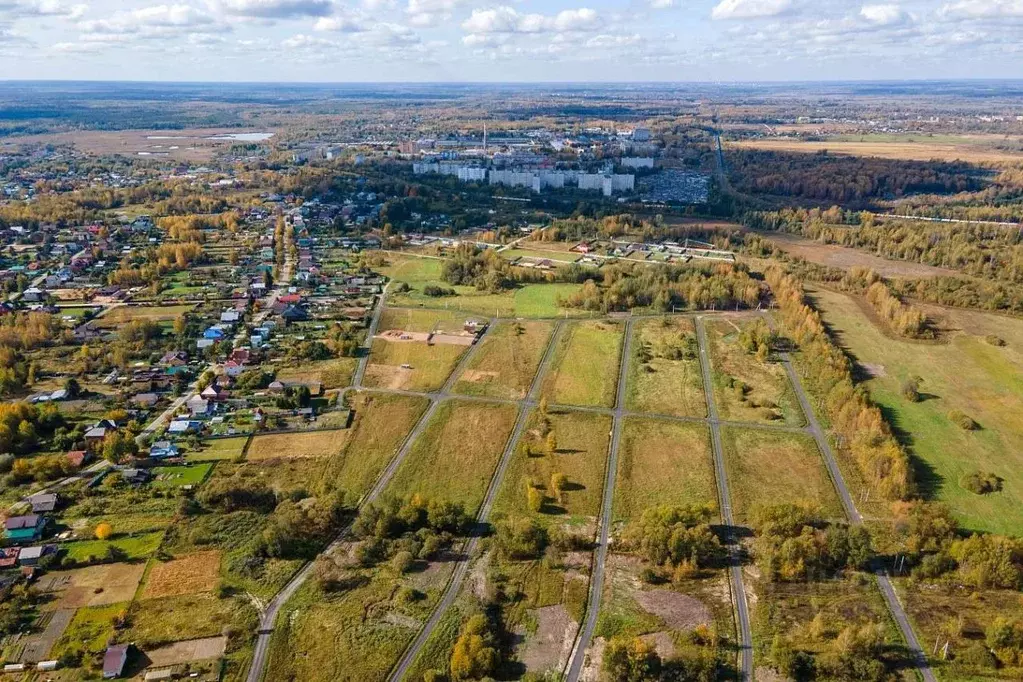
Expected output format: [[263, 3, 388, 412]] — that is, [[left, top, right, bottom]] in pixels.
[[4, 515, 46, 544]]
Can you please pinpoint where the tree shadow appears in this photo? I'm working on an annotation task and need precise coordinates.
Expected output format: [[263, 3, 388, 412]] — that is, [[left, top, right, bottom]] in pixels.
[[879, 402, 943, 501]]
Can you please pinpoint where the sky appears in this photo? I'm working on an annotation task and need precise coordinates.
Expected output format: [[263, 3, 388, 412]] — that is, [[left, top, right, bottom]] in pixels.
[[0, 0, 1021, 82]]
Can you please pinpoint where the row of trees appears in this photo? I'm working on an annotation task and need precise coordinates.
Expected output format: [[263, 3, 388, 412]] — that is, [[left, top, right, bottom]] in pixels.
[[766, 266, 914, 500]]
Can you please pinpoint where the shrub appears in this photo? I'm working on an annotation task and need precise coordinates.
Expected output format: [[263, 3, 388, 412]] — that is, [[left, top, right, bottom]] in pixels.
[[900, 378, 921, 402], [948, 409, 978, 430], [391, 550, 415, 574], [960, 471, 1002, 495]]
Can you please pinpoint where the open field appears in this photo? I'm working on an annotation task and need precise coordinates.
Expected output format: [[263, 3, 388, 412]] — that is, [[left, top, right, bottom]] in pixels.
[[809, 286, 1023, 536], [246, 429, 350, 461], [151, 462, 213, 487], [0, 127, 277, 161], [364, 339, 467, 392], [326, 392, 430, 498], [729, 136, 1023, 163], [540, 320, 624, 408], [276, 358, 358, 390], [122, 592, 258, 649], [142, 551, 221, 599], [492, 408, 612, 523], [452, 320, 554, 399], [92, 304, 194, 327], [189, 436, 249, 461], [375, 253, 585, 318], [755, 230, 959, 279], [62, 530, 165, 564], [387, 399, 519, 513], [378, 306, 470, 333], [625, 317, 707, 418], [707, 319, 804, 426], [721, 427, 843, 523], [613, 418, 716, 523], [39, 563, 146, 609]]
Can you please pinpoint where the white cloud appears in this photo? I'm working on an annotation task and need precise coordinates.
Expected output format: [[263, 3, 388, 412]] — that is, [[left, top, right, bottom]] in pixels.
[[649, 0, 678, 8], [214, 0, 334, 19], [79, 4, 228, 40], [461, 6, 599, 35], [940, 0, 1023, 18], [860, 4, 908, 25], [0, 0, 87, 19], [313, 12, 365, 32], [405, 0, 468, 27], [711, 0, 792, 20]]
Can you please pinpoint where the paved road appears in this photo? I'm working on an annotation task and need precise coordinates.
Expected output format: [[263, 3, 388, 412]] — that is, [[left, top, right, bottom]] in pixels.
[[780, 355, 938, 682], [564, 318, 634, 682], [695, 317, 754, 682], [388, 321, 565, 681]]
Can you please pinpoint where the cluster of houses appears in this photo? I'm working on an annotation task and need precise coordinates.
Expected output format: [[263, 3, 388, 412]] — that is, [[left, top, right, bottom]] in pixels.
[[1, 493, 60, 572]]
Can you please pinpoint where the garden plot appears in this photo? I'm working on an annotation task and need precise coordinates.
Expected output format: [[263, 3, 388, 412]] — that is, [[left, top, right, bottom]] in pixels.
[[364, 339, 467, 392], [626, 317, 707, 418], [246, 429, 350, 461], [142, 551, 221, 599], [38, 563, 146, 609], [452, 320, 554, 400], [540, 320, 625, 408], [706, 319, 804, 426]]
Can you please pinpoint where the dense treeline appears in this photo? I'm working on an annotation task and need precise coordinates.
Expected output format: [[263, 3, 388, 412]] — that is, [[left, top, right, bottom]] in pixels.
[[623, 505, 723, 572], [766, 266, 913, 500], [752, 504, 871, 582], [836, 267, 931, 338], [561, 261, 765, 313], [749, 207, 1023, 284], [729, 150, 985, 203]]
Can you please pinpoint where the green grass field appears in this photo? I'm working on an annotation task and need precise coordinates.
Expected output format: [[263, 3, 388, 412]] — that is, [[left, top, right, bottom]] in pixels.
[[492, 408, 612, 523], [363, 339, 467, 392], [625, 317, 707, 418], [276, 358, 358, 390], [151, 463, 213, 488], [121, 592, 258, 649], [540, 320, 624, 408], [375, 252, 586, 318], [451, 320, 554, 400], [328, 392, 431, 498], [63, 530, 165, 563], [93, 304, 195, 328], [51, 602, 127, 661], [707, 320, 804, 426], [189, 436, 249, 461], [378, 307, 468, 333], [810, 287, 1023, 536], [721, 427, 843, 523], [613, 418, 717, 523], [386, 399, 519, 513]]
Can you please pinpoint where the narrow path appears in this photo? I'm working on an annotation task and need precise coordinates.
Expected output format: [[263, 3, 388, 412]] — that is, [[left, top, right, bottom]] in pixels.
[[388, 320, 564, 681], [779, 355, 938, 682], [695, 316, 753, 682], [564, 318, 634, 682], [353, 283, 390, 387]]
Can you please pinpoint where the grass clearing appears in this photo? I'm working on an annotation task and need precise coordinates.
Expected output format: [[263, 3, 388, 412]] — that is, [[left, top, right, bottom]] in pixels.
[[142, 550, 221, 599], [613, 418, 716, 523], [276, 358, 358, 389], [452, 320, 554, 400], [364, 339, 467, 392], [51, 602, 127, 662], [721, 427, 843, 523], [151, 462, 213, 488], [378, 306, 467, 334], [492, 408, 612, 523], [328, 391, 431, 498], [387, 399, 519, 513], [809, 286, 1023, 536], [62, 530, 164, 564], [541, 320, 624, 408], [122, 592, 258, 649], [707, 319, 804, 426], [626, 317, 707, 418], [189, 436, 249, 461], [93, 304, 194, 328], [247, 429, 350, 461]]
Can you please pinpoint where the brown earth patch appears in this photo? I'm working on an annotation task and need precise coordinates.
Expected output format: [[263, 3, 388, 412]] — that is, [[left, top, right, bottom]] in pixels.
[[143, 551, 221, 600], [364, 364, 412, 390], [518, 604, 578, 674], [145, 635, 228, 667], [634, 589, 712, 631], [460, 369, 499, 383], [39, 563, 146, 609]]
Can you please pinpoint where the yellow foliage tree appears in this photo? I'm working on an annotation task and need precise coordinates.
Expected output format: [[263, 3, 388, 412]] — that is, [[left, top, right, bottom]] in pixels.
[[94, 522, 113, 540]]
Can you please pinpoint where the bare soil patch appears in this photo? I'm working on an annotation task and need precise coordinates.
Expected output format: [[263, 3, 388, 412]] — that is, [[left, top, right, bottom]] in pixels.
[[364, 363, 412, 390], [143, 551, 221, 600], [519, 604, 578, 673], [757, 231, 957, 279], [144, 635, 227, 667], [460, 369, 499, 383], [633, 589, 712, 631], [40, 563, 145, 609]]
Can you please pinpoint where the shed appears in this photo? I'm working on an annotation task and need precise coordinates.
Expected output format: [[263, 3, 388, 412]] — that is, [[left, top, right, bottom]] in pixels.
[[103, 644, 129, 679], [27, 492, 58, 513]]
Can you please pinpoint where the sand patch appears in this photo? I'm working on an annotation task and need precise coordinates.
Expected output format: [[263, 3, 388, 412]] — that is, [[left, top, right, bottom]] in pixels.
[[634, 589, 712, 631]]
